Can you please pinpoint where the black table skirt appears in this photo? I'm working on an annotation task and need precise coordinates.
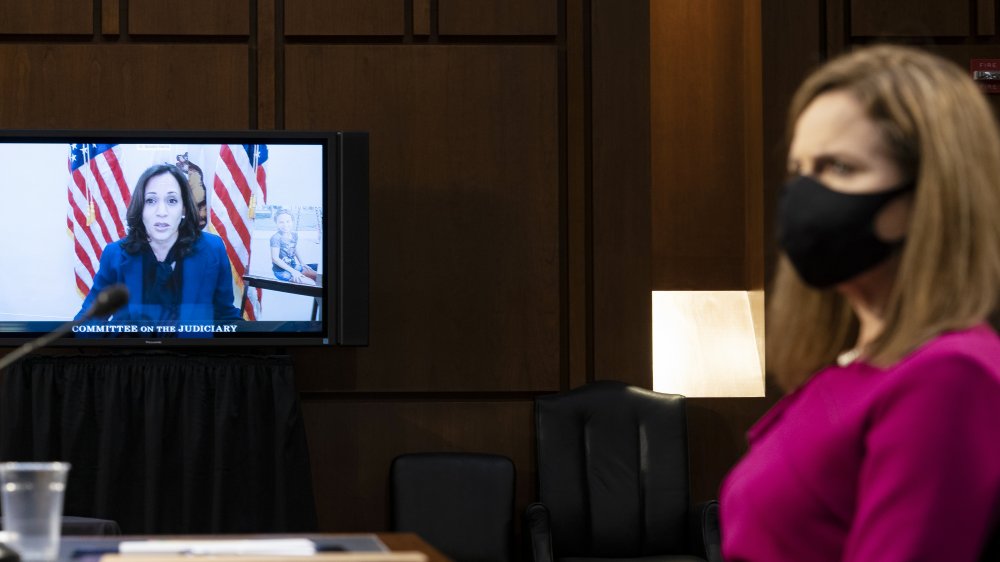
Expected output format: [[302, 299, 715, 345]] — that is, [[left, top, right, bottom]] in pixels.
[[0, 353, 317, 534]]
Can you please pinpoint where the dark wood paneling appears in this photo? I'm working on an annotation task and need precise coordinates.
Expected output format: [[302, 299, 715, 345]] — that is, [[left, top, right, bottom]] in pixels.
[[258, 0, 277, 129], [762, 0, 822, 284], [827, 0, 846, 55], [742, 0, 765, 290], [688, 395, 780, 502], [591, 0, 651, 388], [286, 45, 561, 392], [102, 0, 119, 36], [0, 0, 91, 34], [285, 0, 404, 36], [851, 0, 969, 37], [566, 0, 587, 390], [438, 0, 557, 36], [129, 0, 249, 36], [979, 0, 996, 36], [301, 399, 535, 531], [0, 45, 249, 129], [413, 0, 431, 36], [651, 0, 746, 290]]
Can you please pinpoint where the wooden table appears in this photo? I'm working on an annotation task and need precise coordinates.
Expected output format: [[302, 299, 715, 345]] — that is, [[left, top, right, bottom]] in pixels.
[[56, 533, 450, 562], [377, 533, 449, 562]]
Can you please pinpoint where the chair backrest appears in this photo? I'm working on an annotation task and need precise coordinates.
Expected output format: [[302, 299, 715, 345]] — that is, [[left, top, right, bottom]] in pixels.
[[535, 381, 690, 558], [390, 452, 515, 562]]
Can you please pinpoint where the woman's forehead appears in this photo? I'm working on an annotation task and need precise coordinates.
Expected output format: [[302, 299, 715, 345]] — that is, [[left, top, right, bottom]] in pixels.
[[790, 92, 885, 156]]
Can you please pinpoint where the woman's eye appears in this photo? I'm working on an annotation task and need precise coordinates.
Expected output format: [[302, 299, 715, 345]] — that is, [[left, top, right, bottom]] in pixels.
[[145, 198, 156, 205], [167, 197, 179, 205], [819, 159, 853, 176]]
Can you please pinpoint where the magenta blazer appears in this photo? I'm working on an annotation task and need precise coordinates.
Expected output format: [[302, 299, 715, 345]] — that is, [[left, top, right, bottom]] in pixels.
[[721, 324, 1000, 561]]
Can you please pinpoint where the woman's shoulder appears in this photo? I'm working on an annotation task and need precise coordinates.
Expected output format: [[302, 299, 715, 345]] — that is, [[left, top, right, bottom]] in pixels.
[[102, 239, 128, 259], [883, 324, 1000, 391], [195, 231, 226, 249], [908, 324, 1000, 364]]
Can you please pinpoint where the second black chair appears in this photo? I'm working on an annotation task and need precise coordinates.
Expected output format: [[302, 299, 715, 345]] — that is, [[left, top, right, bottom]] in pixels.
[[525, 381, 721, 562], [390, 452, 515, 562]]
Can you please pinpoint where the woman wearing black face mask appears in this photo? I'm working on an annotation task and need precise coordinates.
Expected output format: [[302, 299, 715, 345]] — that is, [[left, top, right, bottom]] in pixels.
[[719, 46, 1000, 561]]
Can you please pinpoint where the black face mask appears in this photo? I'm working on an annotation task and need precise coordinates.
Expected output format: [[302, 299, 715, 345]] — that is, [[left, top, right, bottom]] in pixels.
[[777, 175, 915, 288]]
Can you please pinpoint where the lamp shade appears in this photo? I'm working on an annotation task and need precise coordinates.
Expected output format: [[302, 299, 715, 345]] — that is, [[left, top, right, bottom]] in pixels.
[[652, 290, 765, 397]]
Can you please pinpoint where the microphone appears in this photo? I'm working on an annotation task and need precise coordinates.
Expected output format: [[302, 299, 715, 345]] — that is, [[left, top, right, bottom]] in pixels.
[[84, 284, 130, 318], [0, 284, 130, 371]]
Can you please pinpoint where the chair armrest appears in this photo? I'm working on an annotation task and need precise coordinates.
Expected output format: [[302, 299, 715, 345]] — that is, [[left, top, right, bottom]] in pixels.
[[524, 502, 554, 562], [688, 500, 722, 562]]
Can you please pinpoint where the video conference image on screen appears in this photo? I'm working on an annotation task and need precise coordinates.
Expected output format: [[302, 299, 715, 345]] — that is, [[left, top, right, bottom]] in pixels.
[[0, 141, 328, 341]]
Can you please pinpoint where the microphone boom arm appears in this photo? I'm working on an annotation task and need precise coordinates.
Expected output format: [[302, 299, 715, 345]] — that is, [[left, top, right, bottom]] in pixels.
[[0, 284, 130, 371]]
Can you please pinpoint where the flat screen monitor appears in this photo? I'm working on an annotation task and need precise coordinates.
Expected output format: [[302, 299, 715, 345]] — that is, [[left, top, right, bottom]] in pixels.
[[0, 130, 369, 347]]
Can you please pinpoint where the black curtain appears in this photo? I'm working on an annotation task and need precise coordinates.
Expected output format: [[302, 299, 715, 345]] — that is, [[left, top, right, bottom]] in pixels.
[[0, 353, 317, 534]]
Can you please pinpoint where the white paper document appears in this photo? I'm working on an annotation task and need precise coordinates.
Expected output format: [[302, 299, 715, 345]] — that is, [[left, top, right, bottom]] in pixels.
[[118, 538, 318, 556]]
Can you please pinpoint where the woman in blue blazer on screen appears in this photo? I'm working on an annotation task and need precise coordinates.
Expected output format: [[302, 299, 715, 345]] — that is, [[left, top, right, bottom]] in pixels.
[[76, 163, 241, 326]]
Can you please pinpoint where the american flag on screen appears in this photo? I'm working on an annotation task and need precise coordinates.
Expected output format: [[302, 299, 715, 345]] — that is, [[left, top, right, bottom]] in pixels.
[[67, 143, 131, 298], [209, 144, 268, 320]]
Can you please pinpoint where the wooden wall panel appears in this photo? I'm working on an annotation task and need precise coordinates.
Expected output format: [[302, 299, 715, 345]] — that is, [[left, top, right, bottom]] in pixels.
[[591, 0, 651, 388], [742, 0, 765, 292], [650, 0, 774, 507], [0, 0, 92, 34], [102, 0, 120, 36], [651, 0, 747, 290], [850, 0, 968, 37], [129, 0, 249, 36], [565, 0, 587, 390], [979, 0, 996, 36], [687, 395, 779, 502], [438, 0, 558, 36], [0, 45, 249, 129], [285, 0, 405, 36], [301, 399, 535, 531], [286, 45, 561, 392], [762, 0, 822, 283], [413, 0, 431, 36], [258, 0, 277, 129]]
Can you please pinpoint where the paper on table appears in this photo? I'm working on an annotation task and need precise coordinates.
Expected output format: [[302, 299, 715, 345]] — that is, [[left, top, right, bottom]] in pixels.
[[118, 538, 317, 556]]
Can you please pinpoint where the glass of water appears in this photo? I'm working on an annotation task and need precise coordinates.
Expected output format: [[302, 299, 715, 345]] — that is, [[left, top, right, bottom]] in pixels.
[[0, 462, 70, 562]]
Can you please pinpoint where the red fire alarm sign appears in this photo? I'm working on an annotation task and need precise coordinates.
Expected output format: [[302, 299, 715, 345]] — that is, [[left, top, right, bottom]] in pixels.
[[971, 59, 1000, 94]]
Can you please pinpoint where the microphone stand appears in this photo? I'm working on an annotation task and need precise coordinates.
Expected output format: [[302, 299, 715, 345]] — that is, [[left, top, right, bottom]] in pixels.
[[0, 285, 127, 562], [0, 285, 129, 371], [0, 317, 92, 371]]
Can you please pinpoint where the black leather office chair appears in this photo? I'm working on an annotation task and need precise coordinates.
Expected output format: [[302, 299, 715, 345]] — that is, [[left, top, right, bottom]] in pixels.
[[390, 452, 515, 562], [525, 381, 721, 562]]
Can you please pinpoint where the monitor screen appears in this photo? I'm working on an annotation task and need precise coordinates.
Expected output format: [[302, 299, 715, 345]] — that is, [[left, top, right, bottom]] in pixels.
[[0, 131, 369, 347]]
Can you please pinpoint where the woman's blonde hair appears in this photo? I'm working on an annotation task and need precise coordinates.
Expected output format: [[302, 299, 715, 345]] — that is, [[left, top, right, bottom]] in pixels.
[[768, 45, 1000, 390]]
